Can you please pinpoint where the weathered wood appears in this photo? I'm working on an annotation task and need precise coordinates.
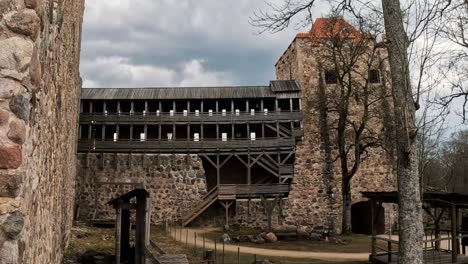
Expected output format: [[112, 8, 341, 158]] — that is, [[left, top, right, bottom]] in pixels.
[[80, 110, 303, 124], [115, 203, 122, 264], [452, 204, 458, 263], [260, 195, 279, 232]]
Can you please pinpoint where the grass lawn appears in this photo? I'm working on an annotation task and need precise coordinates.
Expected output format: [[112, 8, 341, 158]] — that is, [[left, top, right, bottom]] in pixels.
[[203, 226, 374, 253], [64, 224, 370, 264]]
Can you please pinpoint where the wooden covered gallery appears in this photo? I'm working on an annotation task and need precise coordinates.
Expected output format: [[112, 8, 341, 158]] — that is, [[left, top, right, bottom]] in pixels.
[[363, 191, 468, 264], [78, 80, 303, 226]]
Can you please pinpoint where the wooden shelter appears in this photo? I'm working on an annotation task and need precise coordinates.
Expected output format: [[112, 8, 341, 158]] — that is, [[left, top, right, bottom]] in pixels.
[[363, 191, 468, 264], [108, 189, 151, 264]]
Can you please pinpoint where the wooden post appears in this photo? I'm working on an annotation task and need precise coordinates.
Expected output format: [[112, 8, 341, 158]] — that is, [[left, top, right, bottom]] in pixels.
[[115, 202, 123, 264], [121, 208, 131, 261], [260, 195, 279, 232], [220, 201, 233, 227], [135, 194, 147, 264], [247, 152, 251, 185], [370, 200, 376, 260], [216, 154, 220, 186], [452, 204, 458, 263]]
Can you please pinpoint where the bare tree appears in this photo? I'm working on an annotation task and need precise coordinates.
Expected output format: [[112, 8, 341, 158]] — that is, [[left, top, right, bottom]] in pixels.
[[310, 16, 392, 233], [250, 0, 447, 262], [439, 0, 468, 121]]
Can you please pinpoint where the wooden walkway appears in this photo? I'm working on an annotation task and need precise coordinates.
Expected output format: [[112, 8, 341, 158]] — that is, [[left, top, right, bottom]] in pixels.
[[372, 251, 468, 264]]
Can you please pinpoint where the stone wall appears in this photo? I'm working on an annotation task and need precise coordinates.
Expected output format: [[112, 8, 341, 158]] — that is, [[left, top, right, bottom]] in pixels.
[[76, 153, 208, 225], [234, 199, 289, 229], [0, 1, 84, 263], [276, 36, 397, 233]]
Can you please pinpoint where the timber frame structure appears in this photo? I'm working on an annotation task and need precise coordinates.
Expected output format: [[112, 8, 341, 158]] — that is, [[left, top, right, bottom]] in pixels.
[[363, 191, 468, 264], [78, 80, 303, 226]]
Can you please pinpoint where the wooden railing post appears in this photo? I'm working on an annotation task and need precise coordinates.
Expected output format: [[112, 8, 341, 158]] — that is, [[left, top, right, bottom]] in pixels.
[[387, 240, 392, 262]]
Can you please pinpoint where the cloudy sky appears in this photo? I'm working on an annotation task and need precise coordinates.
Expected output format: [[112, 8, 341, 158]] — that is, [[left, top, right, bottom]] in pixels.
[[80, 1, 332, 88]]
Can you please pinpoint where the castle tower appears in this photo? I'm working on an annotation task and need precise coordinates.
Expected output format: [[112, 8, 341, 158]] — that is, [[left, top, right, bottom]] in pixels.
[[275, 18, 397, 233]]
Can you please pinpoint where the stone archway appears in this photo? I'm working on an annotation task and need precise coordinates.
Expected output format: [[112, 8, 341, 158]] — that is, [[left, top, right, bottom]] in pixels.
[[351, 201, 385, 235]]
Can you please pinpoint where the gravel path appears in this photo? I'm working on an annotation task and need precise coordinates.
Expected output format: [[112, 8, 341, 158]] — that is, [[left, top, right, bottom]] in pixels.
[[168, 227, 369, 262]]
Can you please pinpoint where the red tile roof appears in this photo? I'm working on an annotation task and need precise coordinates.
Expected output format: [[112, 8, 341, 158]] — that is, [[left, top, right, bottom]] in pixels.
[[276, 18, 374, 65]]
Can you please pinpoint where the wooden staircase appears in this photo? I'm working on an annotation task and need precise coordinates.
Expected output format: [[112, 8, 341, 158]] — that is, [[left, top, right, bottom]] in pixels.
[[182, 186, 219, 226]]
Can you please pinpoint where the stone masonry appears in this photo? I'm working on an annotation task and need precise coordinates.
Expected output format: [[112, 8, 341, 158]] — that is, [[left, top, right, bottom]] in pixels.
[[275, 19, 397, 233], [76, 154, 208, 225], [0, 1, 84, 263]]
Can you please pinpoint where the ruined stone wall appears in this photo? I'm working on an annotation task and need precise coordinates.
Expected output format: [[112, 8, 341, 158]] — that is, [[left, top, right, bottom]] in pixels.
[[76, 153, 208, 225], [234, 199, 289, 229], [0, 0, 84, 263], [275, 37, 397, 233]]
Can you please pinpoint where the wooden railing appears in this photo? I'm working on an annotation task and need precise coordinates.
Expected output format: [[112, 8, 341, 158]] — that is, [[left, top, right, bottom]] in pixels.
[[80, 110, 303, 123], [371, 233, 468, 263], [218, 184, 290, 197], [78, 138, 296, 153]]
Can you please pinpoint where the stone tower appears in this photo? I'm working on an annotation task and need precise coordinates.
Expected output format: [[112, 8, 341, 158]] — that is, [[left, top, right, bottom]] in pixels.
[[0, 1, 84, 263], [276, 18, 397, 233]]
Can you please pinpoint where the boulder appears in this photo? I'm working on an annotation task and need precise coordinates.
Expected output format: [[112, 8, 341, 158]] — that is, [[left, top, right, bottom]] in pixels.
[[237, 235, 252, 243], [297, 225, 310, 239], [263, 232, 277, 243], [253, 237, 265, 244], [221, 233, 231, 243]]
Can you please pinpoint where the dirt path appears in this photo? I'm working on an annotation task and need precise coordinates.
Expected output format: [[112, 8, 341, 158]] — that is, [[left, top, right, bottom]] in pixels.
[[167, 227, 369, 262]]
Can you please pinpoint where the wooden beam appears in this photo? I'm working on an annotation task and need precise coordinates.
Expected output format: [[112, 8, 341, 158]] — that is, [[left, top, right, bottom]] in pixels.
[[121, 209, 131, 261], [219, 154, 233, 168], [260, 195, 279, 232], [451, 204, 458, 263], [115, 202, 123, 264], [220, 201, 233, 227], [233, 154, 248, 167]]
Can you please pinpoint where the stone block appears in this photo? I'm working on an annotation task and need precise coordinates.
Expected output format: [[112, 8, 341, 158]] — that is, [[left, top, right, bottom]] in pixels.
[[7, 119, 26, 144], [0, 174, 21, 197], [9, 93, 30, 121], [0, 146, 22, 169], [0, 37, 33, 72], [4, 10, 40, 39], [1, 211, 23, 239]]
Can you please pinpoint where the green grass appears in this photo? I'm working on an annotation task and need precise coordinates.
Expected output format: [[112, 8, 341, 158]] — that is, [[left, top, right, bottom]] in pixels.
[[64, 225, 370, 264], [203, 227, 373, 253]]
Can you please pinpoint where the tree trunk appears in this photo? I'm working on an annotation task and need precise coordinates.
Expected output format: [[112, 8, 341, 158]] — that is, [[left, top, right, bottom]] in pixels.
[[341, 178, 352, 234], [381, 1, 424, 263]]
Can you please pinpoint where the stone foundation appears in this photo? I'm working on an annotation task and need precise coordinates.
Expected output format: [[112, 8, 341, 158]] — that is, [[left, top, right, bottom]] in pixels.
[[76, 153, 208, 224], [234, 198, 289, 229]]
